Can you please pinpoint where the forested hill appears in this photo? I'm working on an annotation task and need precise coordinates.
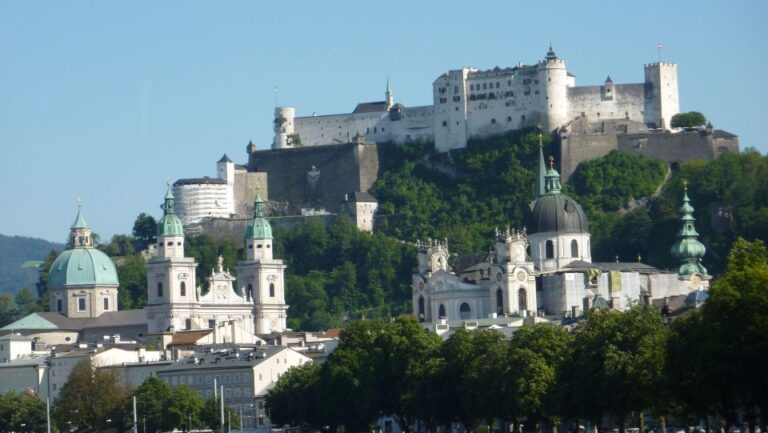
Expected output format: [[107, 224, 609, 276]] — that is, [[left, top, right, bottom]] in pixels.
[[0, 234, 64, 293]]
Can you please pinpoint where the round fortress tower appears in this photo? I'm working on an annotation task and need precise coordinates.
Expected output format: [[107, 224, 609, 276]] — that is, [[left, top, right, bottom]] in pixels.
[[273, 106, 296, 149], [541, 45, 569, 132]]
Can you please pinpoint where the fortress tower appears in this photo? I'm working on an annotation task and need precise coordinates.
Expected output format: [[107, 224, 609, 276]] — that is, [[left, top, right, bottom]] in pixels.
[[273, 106, 296, 149], [644, 62, 680, 129], [541, 44, 569, 132]]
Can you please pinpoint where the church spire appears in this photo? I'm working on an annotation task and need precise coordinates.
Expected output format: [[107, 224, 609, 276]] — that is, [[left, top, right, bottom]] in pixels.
[[536, 133, 546, 197], [670, 182, 707, 277], [69, 198, 93, 248], [157, 179, 184, 239], [385, 77, 393, 108]]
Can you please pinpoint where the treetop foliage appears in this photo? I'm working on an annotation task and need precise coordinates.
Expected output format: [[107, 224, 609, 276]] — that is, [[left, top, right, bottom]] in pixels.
[[671, 111, 707, 128]]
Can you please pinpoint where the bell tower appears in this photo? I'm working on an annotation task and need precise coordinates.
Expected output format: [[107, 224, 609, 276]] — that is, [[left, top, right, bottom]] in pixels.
[[236, 191, 288, 334]]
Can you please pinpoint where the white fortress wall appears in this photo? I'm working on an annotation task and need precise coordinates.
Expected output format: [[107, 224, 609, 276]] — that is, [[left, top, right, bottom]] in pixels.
[[567, 83, 646, 124], [293, 111, 387, 146]]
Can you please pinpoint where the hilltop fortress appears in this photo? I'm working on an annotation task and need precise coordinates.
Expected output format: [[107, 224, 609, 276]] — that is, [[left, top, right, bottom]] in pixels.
[[274, 45, 681, 153], [174, 46, 738, 234]]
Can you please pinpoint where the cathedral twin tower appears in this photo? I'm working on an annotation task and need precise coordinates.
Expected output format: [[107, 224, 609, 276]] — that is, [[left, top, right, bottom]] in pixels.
[[146, 182, 287, 344]]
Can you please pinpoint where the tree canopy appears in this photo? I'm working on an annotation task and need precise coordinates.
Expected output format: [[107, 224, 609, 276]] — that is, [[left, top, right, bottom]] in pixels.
[[671, 111, 707, 128]]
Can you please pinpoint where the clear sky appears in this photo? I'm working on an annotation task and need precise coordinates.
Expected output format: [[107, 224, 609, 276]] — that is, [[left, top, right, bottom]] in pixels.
[[1, 0, 766, 243]]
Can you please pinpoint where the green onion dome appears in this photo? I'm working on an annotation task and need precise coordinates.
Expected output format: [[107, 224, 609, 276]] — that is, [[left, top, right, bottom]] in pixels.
[[245, 195, 272, 239], [157, 182, 184, 237]]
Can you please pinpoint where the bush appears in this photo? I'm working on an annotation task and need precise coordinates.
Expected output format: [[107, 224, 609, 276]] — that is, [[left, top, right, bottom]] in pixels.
[[671, 111, 706, 128]]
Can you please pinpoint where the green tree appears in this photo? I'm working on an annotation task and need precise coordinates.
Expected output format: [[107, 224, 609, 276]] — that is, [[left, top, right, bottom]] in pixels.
[[267, 362, 323, 428], [134, 376, 173, 433], [0, 391, 47, 433], [201, 396, 240, 433], [35, 249, 60, 311], [557, 306, 669, 432], [14, 287, 40, 316], [116, 254, 148, 309], [53, 359, 130, 432], [166, 385, 205, 432], [506, 324, 573, 433], [132, 213, 157, 250], [670, 111, 706, 128]]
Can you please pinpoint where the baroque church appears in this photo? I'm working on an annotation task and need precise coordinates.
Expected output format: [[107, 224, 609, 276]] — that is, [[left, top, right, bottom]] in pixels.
[[412, 143, 710, 334], [2, 184, 288, 349]]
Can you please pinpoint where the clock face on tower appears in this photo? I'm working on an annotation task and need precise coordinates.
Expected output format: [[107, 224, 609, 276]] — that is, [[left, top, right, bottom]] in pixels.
[[516, 271, 527, 282]]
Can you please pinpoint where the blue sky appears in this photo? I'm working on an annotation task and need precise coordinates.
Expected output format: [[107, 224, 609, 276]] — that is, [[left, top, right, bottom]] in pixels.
[[1, 0, 766, 242]]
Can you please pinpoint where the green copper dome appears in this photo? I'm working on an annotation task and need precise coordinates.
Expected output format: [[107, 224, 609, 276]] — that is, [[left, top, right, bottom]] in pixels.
[[245, 195, 272, 239], [157, 182, 184, 237], [48, 248, 119, 288], [670, 184, 707, 276]]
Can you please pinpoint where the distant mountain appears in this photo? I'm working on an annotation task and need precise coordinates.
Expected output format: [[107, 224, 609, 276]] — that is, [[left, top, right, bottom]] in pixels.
[[0, 234, 64, 294]]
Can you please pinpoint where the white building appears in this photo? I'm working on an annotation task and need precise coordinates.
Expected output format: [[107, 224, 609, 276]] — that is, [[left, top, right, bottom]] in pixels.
[[273, 46, 679, 153], [147, 185, 289, 349], [174, 154, 268, 226], [413, 146, 709, 334], [156, 345, 312, 428]]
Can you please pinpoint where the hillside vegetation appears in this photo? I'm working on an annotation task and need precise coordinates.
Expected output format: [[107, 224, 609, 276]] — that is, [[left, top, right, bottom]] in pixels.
[[17, 132, 768, 331]]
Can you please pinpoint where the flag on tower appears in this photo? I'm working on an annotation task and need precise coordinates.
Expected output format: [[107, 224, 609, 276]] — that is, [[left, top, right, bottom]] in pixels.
[[658, 43, 664, 48]]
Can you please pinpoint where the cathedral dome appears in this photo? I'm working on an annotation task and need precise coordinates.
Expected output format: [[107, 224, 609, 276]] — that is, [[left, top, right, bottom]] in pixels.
[[525, 157, 589, 235], [48, 247, 119, 288], [525, 193, 589, 235]]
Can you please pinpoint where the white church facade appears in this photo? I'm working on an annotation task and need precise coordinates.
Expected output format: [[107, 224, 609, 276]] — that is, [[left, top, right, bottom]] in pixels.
[[274, 46, 679, 153], [412, 145, 709, 333]]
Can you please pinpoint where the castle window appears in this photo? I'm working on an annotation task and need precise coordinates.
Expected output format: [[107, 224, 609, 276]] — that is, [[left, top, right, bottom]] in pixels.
[[442, 121, 447, 127], [103, 297, 109, 311], [507, 116, 512, 122], [157, 282, 164, 298], [438, 304, 446, 319], [269, 283, 275, 298], [496, 288, 504, 315], [374, 127, 377, 133], [453, 96, 461, 102], [440, 98, 447, 103], [518, 288, 528, 312], [459, 302, 471, 320], [571, 240, 579, 258], [418, 296, 426, 322], [491, 118, 496, 124], [546, 240, 555, 259], [78, 298, 86, 312], [454, 85, 459, 94], [496, 82, 500, 88], [470, 84, 474, 91], [56, 299, 62, 312], [482, 83, 487, 90], [180, 281, 186, 297]]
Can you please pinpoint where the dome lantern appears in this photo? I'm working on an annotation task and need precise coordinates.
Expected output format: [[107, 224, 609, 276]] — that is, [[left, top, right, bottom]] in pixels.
[[670, 182, 707, 277]]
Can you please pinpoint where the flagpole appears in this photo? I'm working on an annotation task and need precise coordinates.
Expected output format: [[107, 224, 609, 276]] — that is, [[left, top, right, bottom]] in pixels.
[[657, 43, 663, 63]]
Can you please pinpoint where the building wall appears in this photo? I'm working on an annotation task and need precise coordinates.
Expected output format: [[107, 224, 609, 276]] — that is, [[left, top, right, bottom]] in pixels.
[[233, 169, 268, 217], [567, 83, 646, 124], [248, 142, 380, 213], [560, 129, 740, 180], [0, 363, 48, 399], [53, 286, 118, 319]]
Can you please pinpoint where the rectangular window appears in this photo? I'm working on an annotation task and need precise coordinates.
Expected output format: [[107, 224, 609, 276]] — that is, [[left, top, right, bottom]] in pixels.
[[208, 319, 216, 329], [185, 318, 192, 330], [77, 298, 86, 312], [57, 299, 62, 312], [103, 297, 109, 311]]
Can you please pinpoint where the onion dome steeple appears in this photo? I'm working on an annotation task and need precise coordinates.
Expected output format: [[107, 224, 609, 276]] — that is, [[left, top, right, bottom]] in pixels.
[[69, 198, 93, 248], [245, 194, 273, 240], [670, 182, 708, 277], [157, 180, 184, 237], [545, 43, 558, 60]]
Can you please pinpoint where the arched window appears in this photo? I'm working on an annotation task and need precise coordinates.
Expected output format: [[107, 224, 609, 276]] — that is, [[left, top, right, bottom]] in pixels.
[[418, 296, 426, 322], [180, 281, 186, 297], [459, 303, 471, 320], [545, 240, 555, 259], [518, 288, 527, 312], [246, 283, 253, 301], [496, 288, 504, 315], [438, 304, 446, 319], [157, 282, 163, 298], [269, 283, 275, 298], [571, 239, 579, 258]]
